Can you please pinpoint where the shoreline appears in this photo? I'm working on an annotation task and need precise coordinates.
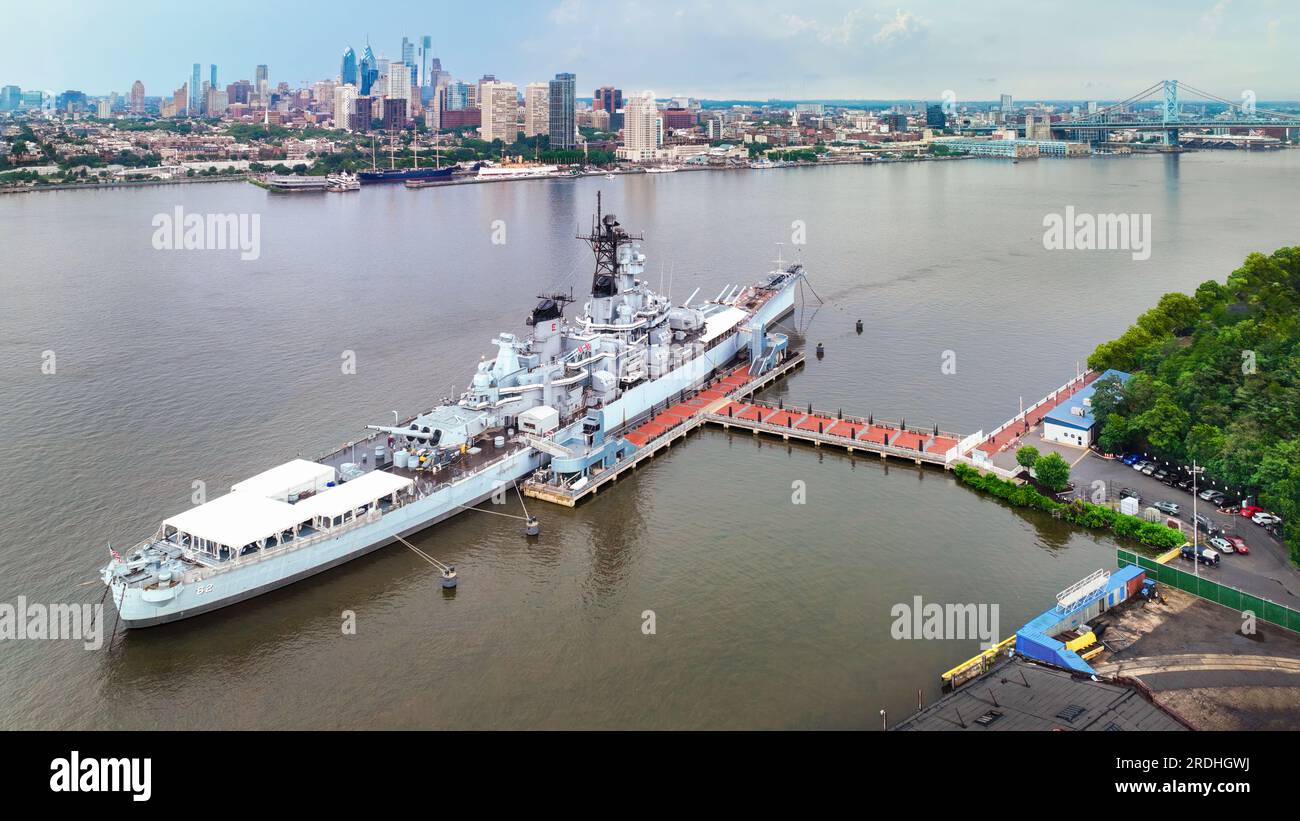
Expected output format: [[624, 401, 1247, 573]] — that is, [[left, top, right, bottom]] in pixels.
[[0, 173, 250, 194]]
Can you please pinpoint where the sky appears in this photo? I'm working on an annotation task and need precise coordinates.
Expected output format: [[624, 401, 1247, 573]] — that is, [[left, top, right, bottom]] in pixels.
[[7, 0, 1299, 101]]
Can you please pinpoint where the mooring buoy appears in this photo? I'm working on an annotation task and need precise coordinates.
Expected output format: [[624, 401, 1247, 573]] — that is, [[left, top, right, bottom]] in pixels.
[[525, 516, 541, 537]]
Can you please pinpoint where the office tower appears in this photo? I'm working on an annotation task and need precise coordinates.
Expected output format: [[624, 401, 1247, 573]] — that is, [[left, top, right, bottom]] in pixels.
[[210, 64, 217, 90], [619, 90, 659, 161], [401, 37, 415, 69], [593, 85, 622, 114], [255, 64, 268, 99], [1, 85, 21, 111], [446, 82, 468, 111], [1087, 100, 1098, 115], [479, 81, 518, 143], [172, 84, 187, 116], [387, 63, 411, 120], [1000, 93, 1012, 118], [130, 80, 145, 114], [205, 86, 227, 116], [190, 63, 201, 113], [341, 47, 358, 86], [418, 35, 432, 85], [425, 85, 444, 130], [97, 99, 112, 118], [524, 83, 549, 137], [925, 104, 946, 129], [226, 80, 251, 105], [360, 44, 378, 95], [548, 72, 576, 150]]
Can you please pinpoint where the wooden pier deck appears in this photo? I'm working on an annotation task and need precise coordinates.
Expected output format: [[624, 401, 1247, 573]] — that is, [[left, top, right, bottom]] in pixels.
[[521, 353, 805, 507]]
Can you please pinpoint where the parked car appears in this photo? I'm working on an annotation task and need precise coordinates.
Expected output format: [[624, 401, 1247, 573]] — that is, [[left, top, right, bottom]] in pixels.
[[1208, 536, 1234, 554], [1253, 512, 1282, 526], [1133, 460, 1150, 472], [1225, 536, 1249, 555], [1181, 543, 1221, 566], [1119, 487, 1139, 500], [1194, 513, 1221, 535], [1209, 491, 1227, 506], [1153, 469, 1168, 481], [1121, 453, 1141, 466], [1199, 488, 1218, 501], [1240, 505, 1265, 518], [1176, 478, 1193, 491], [1154, 501, 1181, 516]]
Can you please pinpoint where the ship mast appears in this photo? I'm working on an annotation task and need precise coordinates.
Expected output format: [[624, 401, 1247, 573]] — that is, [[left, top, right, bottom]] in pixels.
[[579, 192, 643, 298]]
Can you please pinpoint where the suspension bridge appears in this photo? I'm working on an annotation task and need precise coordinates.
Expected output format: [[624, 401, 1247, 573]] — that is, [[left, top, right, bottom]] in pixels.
[[1041, 80, 1300, 145]]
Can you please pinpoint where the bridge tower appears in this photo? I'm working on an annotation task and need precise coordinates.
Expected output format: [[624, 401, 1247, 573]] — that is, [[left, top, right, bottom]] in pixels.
[[1162, 80, 1180, 146]]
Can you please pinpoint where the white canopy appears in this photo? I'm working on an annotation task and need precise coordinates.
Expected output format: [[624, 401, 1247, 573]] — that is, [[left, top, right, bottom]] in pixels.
[[700, 306, 748, 344], [231, 459, 336, 501], [163, 493, 309, 550], [292, 470, 412, 522]]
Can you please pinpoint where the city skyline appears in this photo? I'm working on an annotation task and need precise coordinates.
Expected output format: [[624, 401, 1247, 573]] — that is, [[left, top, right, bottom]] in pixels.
[[9, 0, 1299, 100]]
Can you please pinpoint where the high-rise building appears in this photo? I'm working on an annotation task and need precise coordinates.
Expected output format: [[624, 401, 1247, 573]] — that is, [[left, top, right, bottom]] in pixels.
[[524, 82, 549, 137], [226, 80, 252, 105], [1, 85, 22, 111], [925, 104, 946, 129], [417, 35, 432, 86], [360, 44, 378, 95], [425, 85, 444, 130], [593, 86, 622, 114], [350, 96, 373, 132], [548, 72, 576, 150], [129, 80, 145, 115], [446, 82, 469, 111], [332, 84, 358, 129], [172, 84, 187, 117], [190, 63, 201, 114], [401, 37, 415, 69], [205, 86, 228, 117], [255, 64, 268, 99], [341, 47, 358, 86], [618, 90, 660, 161], [386, 63, 412, 121], [1000, 93, 1013, 118], [479, 81, 518, 143], [383, 96, 407, 131], [210, 64, 217, 90]]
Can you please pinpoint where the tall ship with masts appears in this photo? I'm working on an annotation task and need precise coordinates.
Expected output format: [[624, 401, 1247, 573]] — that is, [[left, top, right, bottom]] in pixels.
[[101, 197, 805, 627], [359, 134, 457, 183]]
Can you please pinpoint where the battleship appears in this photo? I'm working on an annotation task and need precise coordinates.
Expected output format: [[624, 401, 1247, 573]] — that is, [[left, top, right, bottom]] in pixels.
[[101, 198, 805, 627]]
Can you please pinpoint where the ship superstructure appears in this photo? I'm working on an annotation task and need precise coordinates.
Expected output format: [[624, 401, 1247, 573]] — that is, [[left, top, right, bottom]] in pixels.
[[101, 197, 805, 627]]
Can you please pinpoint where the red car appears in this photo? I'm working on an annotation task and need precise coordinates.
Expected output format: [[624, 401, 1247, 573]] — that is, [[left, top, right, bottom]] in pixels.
[[1241, 505, 1265, 518], [1226, 536, 1249, 555]]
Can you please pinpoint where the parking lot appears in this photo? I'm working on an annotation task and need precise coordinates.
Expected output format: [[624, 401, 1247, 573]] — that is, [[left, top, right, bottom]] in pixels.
[[1069, 451, 1297, 602]]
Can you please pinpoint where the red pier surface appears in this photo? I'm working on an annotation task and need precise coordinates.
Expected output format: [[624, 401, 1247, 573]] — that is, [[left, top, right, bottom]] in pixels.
[[977, 370, 1103, 455], [619, 362, 757, 448]]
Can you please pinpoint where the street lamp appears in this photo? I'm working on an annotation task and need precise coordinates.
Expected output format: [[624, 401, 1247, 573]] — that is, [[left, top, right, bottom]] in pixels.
[[1190, 461, 1205, 577]]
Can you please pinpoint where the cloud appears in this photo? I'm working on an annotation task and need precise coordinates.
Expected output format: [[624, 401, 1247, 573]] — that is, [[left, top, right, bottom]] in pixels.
[[1199, 0, 1232, 36], [781, 8, 869, 45], [550, 0, 582, 25], [1266, 18, 1279, 49], [872, 9, 930, 45]]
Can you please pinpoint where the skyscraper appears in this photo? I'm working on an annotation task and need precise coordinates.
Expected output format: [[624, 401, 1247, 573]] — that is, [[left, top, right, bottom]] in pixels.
[[359, 44, 378, 95], [1000, 93, 1013, 118], [548, 72, 576, 150], [401, 37, 415, 69], [386, 63, 412, 121], [618, 91, 660, 161], [418, 35, 432, 86], [341, 47, 358, 86], [524, 83, 549, 137], [190, 63, 201, 114], [255, 64, 268, 100], [593, 86, 622, 114], [130, 80, 145, 115], [479, 81, 518, 143], [210, 64, 217, 90]]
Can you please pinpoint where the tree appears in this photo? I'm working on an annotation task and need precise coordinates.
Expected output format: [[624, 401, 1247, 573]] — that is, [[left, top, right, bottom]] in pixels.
[[1034, 452, 1071, 492], [1015, 446, 1040, 471]]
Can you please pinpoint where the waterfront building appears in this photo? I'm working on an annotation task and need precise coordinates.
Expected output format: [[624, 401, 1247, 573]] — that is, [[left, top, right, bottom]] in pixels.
[[334, 84, 357, 130], [549, 72, 576, 150], [941, 138, 1039, 158], [479, 81, 518, 143], [190, 63, 201, 114], [130, 80, 145, 115], [1042, 370, 1131, 447], [524, 82, 549, 138], [618, 90, 660, 161], [341, 47, 358, 86]]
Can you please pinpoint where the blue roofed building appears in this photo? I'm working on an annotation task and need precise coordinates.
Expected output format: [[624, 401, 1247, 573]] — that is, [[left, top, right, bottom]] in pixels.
[[1041, 368, 1130, 448]]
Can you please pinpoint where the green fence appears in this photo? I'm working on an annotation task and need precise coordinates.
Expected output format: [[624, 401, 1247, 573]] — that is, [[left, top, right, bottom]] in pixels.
[[1117, 549, 1300, 633]]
